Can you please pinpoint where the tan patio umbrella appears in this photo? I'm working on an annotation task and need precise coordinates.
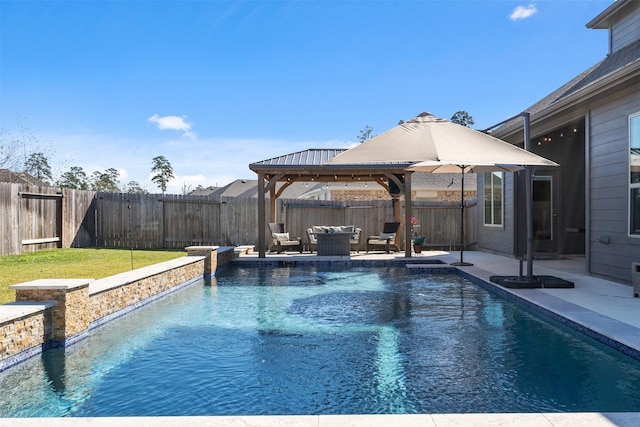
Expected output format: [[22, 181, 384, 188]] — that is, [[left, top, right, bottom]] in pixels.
[[326, 112, 557, 167], [326, 112, 558, 266]]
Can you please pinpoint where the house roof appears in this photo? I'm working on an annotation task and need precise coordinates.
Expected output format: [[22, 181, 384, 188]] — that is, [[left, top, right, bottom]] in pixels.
[[587, 0, 636, 29], [0, 169, 45, 185], [189, 179, 313, 198], [492, 36, 640, 138]]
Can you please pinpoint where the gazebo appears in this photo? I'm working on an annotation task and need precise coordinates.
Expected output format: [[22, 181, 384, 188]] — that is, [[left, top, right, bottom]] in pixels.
[[249, 148, 416, 258]]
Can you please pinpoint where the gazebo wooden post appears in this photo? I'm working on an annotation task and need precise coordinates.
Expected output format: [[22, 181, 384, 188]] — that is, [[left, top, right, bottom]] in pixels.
[[258, 173, 266, 258], [404, 171, 413, 258], [269, 185, 277, 224], [393, 197, 401, 223]]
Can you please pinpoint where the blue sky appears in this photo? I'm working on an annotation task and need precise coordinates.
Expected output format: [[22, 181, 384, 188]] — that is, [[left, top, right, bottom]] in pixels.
[[1, 0, 611, 193]]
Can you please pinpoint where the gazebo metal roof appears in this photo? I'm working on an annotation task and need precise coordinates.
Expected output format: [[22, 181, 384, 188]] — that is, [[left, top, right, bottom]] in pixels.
[[250, 148, 412, 181]]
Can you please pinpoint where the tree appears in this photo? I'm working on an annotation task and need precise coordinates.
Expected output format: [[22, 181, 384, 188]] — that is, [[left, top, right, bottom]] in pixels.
[[357, 125, 374, 143], [181, 183, 192, 195], [90, 168, 120, 192], [124, 181, 148, 194], [151, 155, 174, 195], [24, 152, 53, 184], [57, 166, 89, 190], [0, 129, 20, 170], [0, 118, 39, 171], [450, 111, 475, 127]]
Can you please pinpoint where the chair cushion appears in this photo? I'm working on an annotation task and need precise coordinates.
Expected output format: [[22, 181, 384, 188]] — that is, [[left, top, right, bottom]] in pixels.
[[339, 225, 354, 233], [312, 226, 325, 233], [273, 232, 290, 243], [379, 232, 395, 240], [307, 228, 317, 243]]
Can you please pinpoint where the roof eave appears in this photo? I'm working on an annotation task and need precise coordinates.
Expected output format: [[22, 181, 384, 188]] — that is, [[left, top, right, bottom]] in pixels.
[[494, 59, 640, 140], [587, 0, 631, 29]]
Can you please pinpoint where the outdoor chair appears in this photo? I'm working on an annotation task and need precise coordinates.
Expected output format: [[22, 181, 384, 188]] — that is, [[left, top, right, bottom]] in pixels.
[[306, 228, 318, 253], [350, 227, 362, 252], [269, 222, 303, 254], [366, 222, 401, 253]]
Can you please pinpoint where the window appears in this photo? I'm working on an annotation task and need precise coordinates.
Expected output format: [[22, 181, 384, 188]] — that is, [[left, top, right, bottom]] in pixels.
[[484, 172, 503, 226], [630, 113, 640, 236]]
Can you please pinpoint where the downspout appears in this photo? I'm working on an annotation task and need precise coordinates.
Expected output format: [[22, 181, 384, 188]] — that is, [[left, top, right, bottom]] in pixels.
[[585, 111, 591, 273], [523, 112, 535, 279]]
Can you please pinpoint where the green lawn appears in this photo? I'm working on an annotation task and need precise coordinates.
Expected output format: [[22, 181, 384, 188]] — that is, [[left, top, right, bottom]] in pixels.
[[0, 248, 185, 305]]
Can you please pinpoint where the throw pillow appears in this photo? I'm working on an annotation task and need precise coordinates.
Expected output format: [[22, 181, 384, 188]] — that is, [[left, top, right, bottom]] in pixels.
[[273, 232, 290, 242]]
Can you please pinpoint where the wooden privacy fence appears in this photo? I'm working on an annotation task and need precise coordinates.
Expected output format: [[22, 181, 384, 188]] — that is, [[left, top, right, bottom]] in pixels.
[[280, 198, 477, 251], [0, 183, 95, 256], [0, 182, 477, 255], [94, 193, 259, 249]]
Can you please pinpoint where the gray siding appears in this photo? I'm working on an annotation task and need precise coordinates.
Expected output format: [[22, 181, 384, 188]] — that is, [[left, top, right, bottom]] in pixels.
[[476, 172, 517, 256], [611, 2, 640, 53], [589, 84, 640, 282]]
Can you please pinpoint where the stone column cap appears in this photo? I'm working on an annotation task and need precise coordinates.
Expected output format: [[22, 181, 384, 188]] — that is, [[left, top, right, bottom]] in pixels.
[[0, 301, 57, 323], [185, 245, 219, 251], [10, 279, 94, 290]]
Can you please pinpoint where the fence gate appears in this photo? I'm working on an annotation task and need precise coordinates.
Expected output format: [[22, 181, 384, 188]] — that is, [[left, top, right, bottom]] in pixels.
[[19, 191, 63, 252]]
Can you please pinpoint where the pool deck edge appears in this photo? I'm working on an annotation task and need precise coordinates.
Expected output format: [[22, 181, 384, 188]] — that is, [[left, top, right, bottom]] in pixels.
[[2, 412, 640, 426]]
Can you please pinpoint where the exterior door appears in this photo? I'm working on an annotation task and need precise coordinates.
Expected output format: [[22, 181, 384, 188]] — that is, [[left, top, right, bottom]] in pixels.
[[532, 172, 559, 252]]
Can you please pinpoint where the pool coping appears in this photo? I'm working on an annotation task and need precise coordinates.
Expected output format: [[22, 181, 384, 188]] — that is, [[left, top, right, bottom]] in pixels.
[[2, 410, 640, 426], [453, 262, 640, 361]]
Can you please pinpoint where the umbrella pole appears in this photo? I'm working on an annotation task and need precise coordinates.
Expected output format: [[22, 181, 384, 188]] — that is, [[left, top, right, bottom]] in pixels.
[[451, 166, 473, 266]]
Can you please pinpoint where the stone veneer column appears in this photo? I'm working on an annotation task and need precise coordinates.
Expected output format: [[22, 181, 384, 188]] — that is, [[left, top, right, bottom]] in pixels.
[[10, 279, 93, 341], [185, 246, 219, 278]]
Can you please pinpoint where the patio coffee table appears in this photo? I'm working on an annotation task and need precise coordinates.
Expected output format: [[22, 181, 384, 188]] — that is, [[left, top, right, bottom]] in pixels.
[[312, 232, 354, 256]]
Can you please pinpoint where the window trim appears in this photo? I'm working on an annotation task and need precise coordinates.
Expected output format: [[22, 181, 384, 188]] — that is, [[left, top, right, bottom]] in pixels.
[[629, 112, 640, 237], [483, 171, 504, 228]]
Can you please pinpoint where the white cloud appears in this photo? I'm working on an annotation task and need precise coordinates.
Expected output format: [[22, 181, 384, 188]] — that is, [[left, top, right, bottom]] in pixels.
[[510, 4, 537, 21], [117, 168, 129, 183], [147, 114, 197, 140]]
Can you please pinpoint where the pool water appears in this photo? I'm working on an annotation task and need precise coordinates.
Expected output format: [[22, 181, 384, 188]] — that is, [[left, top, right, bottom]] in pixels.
[[2, 266, 640, 417]]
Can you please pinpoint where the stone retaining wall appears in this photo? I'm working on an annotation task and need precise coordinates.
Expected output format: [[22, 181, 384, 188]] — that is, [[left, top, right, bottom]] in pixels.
[[89, 257, 205, 324], [0, 302, 55, 371], [0, 245, 248, 372]]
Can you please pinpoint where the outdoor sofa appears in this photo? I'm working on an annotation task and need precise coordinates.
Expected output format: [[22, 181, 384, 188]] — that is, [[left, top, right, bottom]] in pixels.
[[306, 225, 362, 252]]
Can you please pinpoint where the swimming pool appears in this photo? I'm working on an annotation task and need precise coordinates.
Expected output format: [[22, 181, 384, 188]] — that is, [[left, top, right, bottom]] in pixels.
[[2, 265, 640, 417]]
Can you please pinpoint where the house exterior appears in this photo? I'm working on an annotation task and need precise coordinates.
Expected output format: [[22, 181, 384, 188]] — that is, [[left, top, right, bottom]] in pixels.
[[0, 169, 46, 186], [189, 179, 322, 199], [479, 0, 640, 283], [299, 172, 476, 202]]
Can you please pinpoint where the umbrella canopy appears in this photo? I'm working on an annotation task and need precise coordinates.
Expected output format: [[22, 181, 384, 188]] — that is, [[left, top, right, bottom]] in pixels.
[[407, 161, 523, 174], [325, 112, 559, 169]]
